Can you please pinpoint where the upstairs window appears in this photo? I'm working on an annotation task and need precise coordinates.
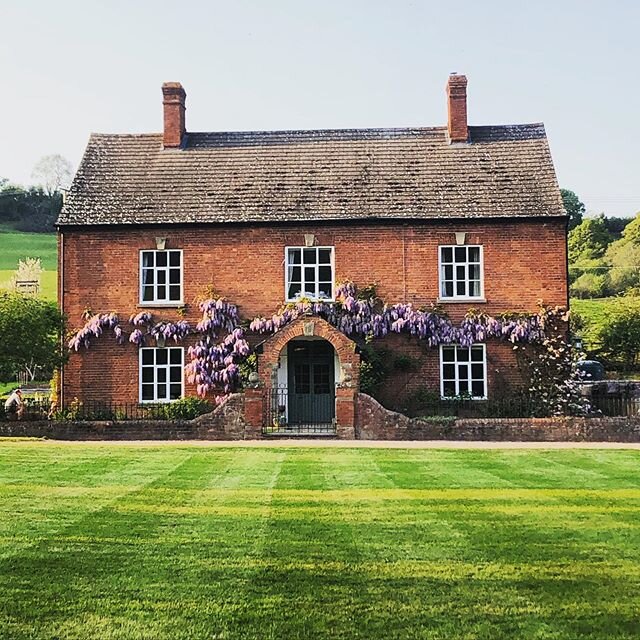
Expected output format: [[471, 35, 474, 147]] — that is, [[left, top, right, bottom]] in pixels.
[[440, 344, 487, 399], [439, 245, 483, 299], [140, 250, 183, 304], [140, 347, 184, 403], [285, 247, 334, 301]]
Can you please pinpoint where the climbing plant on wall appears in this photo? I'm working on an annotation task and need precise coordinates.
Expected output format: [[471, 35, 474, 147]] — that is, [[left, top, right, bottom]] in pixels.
[[66, 281, 587, 414]]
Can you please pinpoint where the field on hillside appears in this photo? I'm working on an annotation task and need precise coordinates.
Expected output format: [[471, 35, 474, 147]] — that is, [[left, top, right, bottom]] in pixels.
[[0, 442, 639, 639], [0, 230, 57, 300]]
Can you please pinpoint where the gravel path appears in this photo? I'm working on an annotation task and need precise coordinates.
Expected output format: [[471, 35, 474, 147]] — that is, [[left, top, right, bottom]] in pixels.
[[6, 438, 640, 449]]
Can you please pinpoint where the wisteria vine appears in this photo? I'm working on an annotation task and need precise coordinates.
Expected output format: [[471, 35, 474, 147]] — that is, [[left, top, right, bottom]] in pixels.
[[249, 282, 560, 348], [184, 298, 250, 399], [67, 281, 569, 402]]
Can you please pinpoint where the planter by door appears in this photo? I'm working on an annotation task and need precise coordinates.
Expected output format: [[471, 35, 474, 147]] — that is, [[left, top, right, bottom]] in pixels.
[[287, 340, 335, 424]]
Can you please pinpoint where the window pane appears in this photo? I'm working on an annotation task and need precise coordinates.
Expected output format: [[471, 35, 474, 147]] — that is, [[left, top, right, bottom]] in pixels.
[[156, 349, 168, 365], [157, 285, 166, 299], [459, 380, 469, 394], [290, 266, 301, 281], [443, 281, 453, 297], [288, 283, 301, 299], [143, 286, 154, 302], [318, 282, 332, 298], [456, 265, 465, 280], [142, 350, 154, 365], [169, 285, 181, 301], [304, 267, 315, 281], [457, 348, 470, 362], [469, 281, 481, 297], [157, 369, 167, 383], [169, 251, 181, 267], [471, 380, 485, 397], [469, 264, 480, 280], [170, 367, 181, 382], [454, 247, 466, 262], [442, 347, 455, 362], [142, 252, 154, 267], [303, 283, 317, 297], [142, 384, 154, 400], [319, 266, 332, 281], [443, 265, 453, 280], [456, 281, 465, 296], [169, 269, 180, 284], [170, 349, 182, 365], [318, 249, 331, 264], [157, 384, 167, 400], [458, 364, 469, 380], [157, 271, 166, 285], [471, 347, 484, 361], [156, 252, 167, 267], [303, 248, 316, 264], [443, 380, 456, 397], [441, 247, 453, 263], [288, 248, 301, 264], [142, 368, 154, 383], [471, 363, 484, 379], [170, 384, 182, 400], [143, 269, 154, 285], [443, 364, 455, 379], [468, 247, 480, 262]]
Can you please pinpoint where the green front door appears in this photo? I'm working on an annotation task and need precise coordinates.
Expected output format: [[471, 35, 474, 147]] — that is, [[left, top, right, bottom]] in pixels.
[[288, 340, 335, 424]]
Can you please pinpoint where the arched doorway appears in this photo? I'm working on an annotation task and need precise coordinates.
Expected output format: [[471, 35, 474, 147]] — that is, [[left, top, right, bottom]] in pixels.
[[256, 316, 360, 435], [286, 338, 336, 425]]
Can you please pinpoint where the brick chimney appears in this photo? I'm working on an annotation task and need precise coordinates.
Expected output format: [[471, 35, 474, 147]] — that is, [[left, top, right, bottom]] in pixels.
[[162, 82, 186, 148], [446, 74, 468, 143]]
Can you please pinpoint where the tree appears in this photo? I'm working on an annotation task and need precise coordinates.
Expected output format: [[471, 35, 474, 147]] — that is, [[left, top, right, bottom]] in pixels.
[[602, 216, 634, 239], [599, 303, 640, 370], [561, 188, 586, 231], [31, 155, 72, 196], [0, 182, 62, 232], [568, 215, 612, 263], [0, 293, 65, 382]]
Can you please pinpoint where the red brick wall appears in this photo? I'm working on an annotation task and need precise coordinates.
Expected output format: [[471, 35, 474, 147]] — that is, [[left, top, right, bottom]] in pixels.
[[59, 219, 567, 405]]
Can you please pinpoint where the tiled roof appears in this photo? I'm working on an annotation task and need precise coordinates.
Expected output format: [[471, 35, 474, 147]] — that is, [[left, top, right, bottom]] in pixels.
[[58, 124, 565, 226]]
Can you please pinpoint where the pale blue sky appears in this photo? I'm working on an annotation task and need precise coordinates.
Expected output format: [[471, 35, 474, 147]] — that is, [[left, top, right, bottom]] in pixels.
[[1, 0, 638, 216]]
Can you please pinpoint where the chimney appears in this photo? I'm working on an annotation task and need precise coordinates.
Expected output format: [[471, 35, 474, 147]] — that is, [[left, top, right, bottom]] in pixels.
[[446, 73, 468, 143], [162, 82, 186, 148]]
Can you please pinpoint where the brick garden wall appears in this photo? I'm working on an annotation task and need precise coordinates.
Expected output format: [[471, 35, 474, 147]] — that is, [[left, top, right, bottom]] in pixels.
[[60, 218, 567, 406], [355, 394, 640, 442]]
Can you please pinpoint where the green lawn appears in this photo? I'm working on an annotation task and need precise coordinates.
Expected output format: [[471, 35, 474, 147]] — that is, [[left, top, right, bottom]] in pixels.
[[1, 443, 639, 639]]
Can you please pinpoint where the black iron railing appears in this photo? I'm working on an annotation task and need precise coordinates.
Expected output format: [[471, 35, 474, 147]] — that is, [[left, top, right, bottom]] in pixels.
[[0, 399, 207, 422], [263, 386, 336, 435]]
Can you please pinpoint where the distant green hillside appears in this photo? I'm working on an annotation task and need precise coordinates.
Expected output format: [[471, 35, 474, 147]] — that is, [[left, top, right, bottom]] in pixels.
[[0, 229, 57, 270]]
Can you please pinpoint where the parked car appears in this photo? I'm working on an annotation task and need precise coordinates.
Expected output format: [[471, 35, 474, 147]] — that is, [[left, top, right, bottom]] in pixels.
[[577, 360, 605, 381]]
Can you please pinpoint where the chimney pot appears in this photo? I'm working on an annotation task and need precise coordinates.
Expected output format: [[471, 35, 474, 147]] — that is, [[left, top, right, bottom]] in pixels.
[[446, 74, 468, 143], [162, 82, 186, 148]]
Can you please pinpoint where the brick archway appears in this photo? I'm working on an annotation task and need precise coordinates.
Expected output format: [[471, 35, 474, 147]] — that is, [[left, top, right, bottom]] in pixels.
[[254, 315, 360, 436]]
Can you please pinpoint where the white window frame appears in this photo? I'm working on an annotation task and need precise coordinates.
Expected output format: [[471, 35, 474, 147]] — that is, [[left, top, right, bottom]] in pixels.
[[439, 344, 487, 400], [438, 245, 484, 301], [139, 249, 184, 305], [284, 246, 335, 302], [139, 347, 185, 403]]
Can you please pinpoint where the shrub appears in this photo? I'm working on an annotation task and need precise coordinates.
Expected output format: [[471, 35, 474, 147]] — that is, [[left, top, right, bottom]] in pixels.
[[159, 397, 213, 420]]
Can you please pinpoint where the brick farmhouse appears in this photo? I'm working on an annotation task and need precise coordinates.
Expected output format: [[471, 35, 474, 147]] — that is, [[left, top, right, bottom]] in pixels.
[[57, 75, 568, 431]]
